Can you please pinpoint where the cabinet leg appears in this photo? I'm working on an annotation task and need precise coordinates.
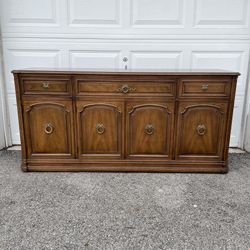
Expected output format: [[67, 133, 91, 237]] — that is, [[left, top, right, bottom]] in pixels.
[[21, 161, 28, 172]]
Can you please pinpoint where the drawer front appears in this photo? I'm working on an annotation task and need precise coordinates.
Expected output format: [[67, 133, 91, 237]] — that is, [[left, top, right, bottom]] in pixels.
[[77, 80, 175, 96], [22, 78, 71, 95], [179, 78, 231, 97]]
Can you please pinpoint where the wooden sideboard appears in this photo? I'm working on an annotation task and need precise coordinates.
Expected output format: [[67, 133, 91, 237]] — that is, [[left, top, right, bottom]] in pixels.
[[13, 69, 239, 173]]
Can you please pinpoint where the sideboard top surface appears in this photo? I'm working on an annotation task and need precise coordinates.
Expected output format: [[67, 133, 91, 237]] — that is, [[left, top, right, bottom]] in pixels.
[[12, 68, 240, 76]]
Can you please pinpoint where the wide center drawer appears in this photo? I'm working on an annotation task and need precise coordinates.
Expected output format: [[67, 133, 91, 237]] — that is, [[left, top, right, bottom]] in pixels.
[[76, 80, 175, 96], [21, 77, 71, 95]]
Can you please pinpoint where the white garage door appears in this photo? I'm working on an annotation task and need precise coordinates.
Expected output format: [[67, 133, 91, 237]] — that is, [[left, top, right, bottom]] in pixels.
[[0, 0, 250, 147]]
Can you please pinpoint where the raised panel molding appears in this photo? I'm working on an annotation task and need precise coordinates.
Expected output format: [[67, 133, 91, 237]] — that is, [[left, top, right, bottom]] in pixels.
[[78, 103, 122, 155], [68, 0, 121, 26], [191, 51, 245, 95], [69, 50, 121, 69], [4, 49, 61, 93], [128, 104, 171, 156], [194, 0, 249, 27], [2, 0, 59, 27], [130, 51, 182, 69], [1, 0, 250, 35], [25, 102, 72, 156], [131, 0, 184, 26]]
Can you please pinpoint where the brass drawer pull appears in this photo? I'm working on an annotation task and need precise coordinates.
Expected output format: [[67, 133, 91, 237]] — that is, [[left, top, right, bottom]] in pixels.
[[196, 124, 206, 136], [116, 84, 136, 94], [42, 82, 50, 89], [96, 123, 105, 134], [201, 84, 208, 91], [44, 123, 54, 134], [145, 124, 154, 135]]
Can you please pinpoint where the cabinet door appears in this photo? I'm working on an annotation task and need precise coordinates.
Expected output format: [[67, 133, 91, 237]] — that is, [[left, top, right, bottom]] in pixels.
[[176, 101, 228, 160], [126, 102, 174, 158], [23, 100, 74, 158], [77, 101, 123, 158]]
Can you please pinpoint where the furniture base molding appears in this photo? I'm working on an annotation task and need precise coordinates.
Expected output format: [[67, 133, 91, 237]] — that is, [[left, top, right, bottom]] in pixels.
[[13, 69, 239, 173], [25, 163, 228, 173], [21, 162, 28, 172]]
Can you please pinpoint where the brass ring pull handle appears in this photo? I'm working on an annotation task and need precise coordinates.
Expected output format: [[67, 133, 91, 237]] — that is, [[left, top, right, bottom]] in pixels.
[[44, 123, 54, 134], [201, 84, 208, 91], [42, 82, 49, 89], [145, 124, 154, 135], [96, 123, 105, 134], [196, 124, 206, 136], [116, 84, 136, 94]]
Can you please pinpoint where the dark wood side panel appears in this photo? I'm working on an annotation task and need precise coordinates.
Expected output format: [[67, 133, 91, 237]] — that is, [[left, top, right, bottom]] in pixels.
[[223, 76, 238, 162], [14, 73, 28, 171]]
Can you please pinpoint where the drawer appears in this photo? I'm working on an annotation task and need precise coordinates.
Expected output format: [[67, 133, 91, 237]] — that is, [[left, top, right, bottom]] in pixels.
[[22, 78, 71, 95], [179, 78, 231, 97], [77, 80, 175, 96]]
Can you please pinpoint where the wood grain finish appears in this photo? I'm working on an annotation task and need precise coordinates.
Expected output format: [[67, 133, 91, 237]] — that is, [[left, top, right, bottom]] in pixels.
[[126, 102, 174, 158], [77, 101, 123, 158], [176, 101, 228, 160], [23, 100, 74, 159], [179, 76, 231, 97], [23, 79, 69, 94], [13, 69, 239, 173], [77, 80, 175, 96], [20, 75, 72, 95]]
